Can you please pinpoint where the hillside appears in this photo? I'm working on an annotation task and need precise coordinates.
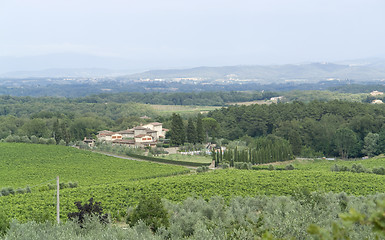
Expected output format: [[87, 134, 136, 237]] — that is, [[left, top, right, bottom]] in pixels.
[[0, 143, 188, 189], [125, 62, 385, 83], [2, 143, 385, 221]]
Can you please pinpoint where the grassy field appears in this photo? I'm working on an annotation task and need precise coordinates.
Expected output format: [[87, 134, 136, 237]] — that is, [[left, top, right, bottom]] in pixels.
[[149, 104, 220, 115], [227, 100, 272, 105], [159, 154, 212, 164]]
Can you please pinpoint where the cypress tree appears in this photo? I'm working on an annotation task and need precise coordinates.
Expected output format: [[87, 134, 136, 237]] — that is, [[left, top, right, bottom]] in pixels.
[[212, 148, 216, 162], [186, 118, 197, 144], [52, 119, 62, 144], [196, 113, 205, 143], [61, 122, 71, 145], [170, 113, 185, 146]]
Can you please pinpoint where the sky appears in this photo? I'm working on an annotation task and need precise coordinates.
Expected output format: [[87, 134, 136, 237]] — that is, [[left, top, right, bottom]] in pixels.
[[1, 0, 385, 71]]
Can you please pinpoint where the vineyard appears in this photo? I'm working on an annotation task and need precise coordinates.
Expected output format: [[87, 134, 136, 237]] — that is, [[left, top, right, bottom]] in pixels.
[[0, 143, 189, 189], [289, 156, 385, 171], [2, 159, 385, 221], [2, 143, 385, 224]]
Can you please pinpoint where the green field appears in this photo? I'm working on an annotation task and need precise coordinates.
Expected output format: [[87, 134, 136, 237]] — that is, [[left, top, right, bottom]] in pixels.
[[2, 143, 385, 223], [3, 167, 385, 221], [149, 104, 220, 115], [0, 143, 189, 189]]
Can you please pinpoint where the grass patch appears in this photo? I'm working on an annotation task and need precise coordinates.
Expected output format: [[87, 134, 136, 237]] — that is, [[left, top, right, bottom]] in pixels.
[[149, 104, 220, 115]]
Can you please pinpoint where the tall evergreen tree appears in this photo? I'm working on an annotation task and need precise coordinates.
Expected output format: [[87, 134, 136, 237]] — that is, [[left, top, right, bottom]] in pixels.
[[170, 113, 185, 146], [186, 118, 197, 144], [52, 119, 62, 144], [196, 113, 205, 143], [60, 122, 71, 145]]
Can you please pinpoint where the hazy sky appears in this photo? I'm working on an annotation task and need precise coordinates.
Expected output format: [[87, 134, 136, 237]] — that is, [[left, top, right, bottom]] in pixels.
[[1, 0, 385, 69]]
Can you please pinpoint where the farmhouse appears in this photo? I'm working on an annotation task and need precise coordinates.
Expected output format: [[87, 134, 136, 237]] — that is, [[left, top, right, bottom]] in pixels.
[[370, 91, 384, 96], [96, 122, 168, 147], [371, 99, 384, 104], [83, 137, 96, 147]]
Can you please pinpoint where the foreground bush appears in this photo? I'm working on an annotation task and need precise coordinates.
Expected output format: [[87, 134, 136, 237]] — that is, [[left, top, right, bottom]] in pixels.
[[127, 195, 169, 232], [2, 193, 385, 239]]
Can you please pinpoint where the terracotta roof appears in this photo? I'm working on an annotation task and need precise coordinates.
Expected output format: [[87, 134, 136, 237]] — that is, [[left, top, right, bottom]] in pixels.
[[162, 128, 169, 131], [99, 132, 114, 136], [146, 130, 157, 133], [150, 122, 162, 126]]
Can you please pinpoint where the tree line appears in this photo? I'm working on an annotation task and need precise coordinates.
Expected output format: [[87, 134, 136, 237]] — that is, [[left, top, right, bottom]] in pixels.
[[208, 100, 385, 158], [76, 91, 277, 106], [212, 135, 294, 167]]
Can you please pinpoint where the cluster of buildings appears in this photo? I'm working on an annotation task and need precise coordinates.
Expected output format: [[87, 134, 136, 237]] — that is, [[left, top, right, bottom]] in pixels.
[[370, 91, 384, 104], [84, 122, 168, 148]]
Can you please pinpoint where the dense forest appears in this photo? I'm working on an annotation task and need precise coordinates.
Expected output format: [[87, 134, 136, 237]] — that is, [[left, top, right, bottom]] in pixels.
[[2, 93, 385, 159], [208, 100, 385, 158], [0, 79, 369, 98], [76, 91, 277, 106]]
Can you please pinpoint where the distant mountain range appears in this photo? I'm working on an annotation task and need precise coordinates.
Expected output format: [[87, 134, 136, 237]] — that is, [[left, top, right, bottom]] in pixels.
[[0, 53, 144, 77], [1, 68, 129, 78], [125, 61, 385, 84], [0, 55, 384, 84]]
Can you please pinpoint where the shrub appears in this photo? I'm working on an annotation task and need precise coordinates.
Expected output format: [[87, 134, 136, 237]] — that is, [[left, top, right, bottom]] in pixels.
[[268, 165, 275, 171], [0, 188, 9, 197], [0, 210, 9, 236], [38, 138, 47, 145], [67, 198, 109, 228], [196, 166, 209, 173], [234, 162, 243, 169], [16, 188, 26, 194], [373, 167, 385, 175], [220, 163, 229, 169], [351, 164, 367, 173], [4, 135, 16, 143], [20, 136, 31, 143], [6, 187, 14, 195], [242, 162, 252, 170], [68, 182, 78, 188], [30, 135, 39, 144], [128, 195, 169, 232], [285, 164, 295, 170], [59, 182, 68, 189], [47, 138, 56, 145], [233, 162, 252, 170]]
